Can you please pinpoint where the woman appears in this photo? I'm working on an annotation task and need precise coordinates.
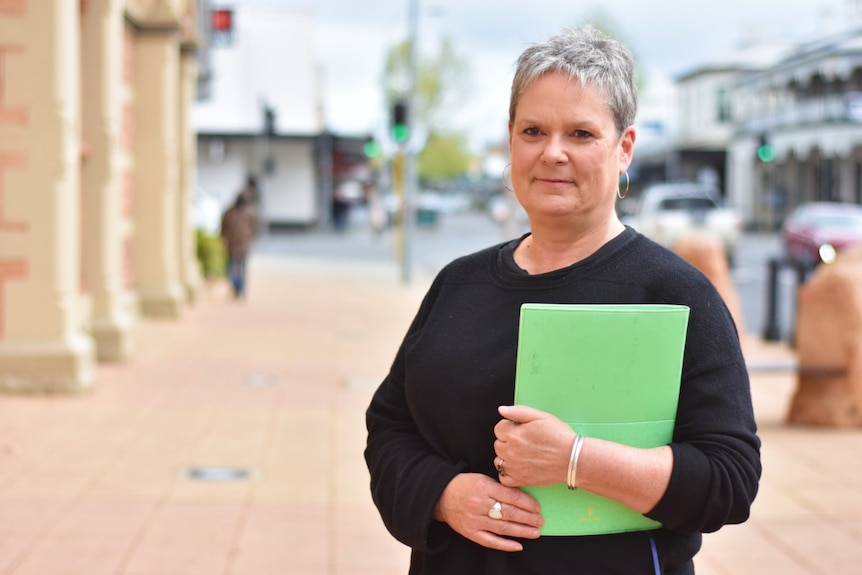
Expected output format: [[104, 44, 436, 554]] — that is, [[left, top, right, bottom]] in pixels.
[[365, 26, 760, 574]]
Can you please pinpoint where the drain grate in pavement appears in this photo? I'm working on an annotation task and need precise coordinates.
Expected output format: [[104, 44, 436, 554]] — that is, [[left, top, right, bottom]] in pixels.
[[242, 373, 278, 386], [183, 466, 256, 482], [342, 377, 380, 390]]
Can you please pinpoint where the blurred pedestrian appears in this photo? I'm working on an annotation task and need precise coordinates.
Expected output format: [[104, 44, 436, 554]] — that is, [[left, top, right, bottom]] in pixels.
[[239, 175, 262, 234], [365, 181, 388, 235], [220, 191, 257, 299], [332, 179, 363, 232]]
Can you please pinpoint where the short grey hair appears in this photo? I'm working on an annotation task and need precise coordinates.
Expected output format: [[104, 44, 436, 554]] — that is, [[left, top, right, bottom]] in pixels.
[[508, 25, 638, 135]]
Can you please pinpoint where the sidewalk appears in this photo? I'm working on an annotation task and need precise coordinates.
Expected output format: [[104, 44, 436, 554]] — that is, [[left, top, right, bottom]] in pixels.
[[0, 253, 860, 574]]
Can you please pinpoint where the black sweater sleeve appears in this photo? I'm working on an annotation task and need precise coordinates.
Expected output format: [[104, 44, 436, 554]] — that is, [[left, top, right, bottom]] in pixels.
[[364, 274, 467, 551], [644, 269, 762, 533]]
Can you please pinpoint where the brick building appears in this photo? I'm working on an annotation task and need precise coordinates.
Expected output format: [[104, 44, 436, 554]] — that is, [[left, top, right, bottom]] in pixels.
[[0, 0, 208, 392]]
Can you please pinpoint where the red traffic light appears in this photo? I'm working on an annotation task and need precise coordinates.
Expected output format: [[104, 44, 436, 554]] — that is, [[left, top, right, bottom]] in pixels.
[[211, 9, 233, 32]]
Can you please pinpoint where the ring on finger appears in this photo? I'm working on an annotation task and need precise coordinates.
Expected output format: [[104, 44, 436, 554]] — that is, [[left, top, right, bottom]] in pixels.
[[495, 458, 505, 476], [488, 500, 503, 520]]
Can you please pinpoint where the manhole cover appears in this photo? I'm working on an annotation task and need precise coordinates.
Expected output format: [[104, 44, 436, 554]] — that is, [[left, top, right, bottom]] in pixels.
[[184, 466, 254, 481], [242, 373, 278, 386], [343, 377, 380, 390]]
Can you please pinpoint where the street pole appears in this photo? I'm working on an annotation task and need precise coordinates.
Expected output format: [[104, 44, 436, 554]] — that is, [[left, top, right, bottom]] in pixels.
[[401, 0, 419, 284]]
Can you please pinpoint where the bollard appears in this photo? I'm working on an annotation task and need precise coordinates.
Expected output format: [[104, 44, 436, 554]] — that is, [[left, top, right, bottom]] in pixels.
[[763, 258, 782, 341], [787, 260, 810, 346], [788, 250, 862, 426]]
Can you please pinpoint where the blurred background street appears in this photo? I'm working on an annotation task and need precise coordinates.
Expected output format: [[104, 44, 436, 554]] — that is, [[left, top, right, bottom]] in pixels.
[[257, 206, 799, 342], [4, 0, 862, 573]]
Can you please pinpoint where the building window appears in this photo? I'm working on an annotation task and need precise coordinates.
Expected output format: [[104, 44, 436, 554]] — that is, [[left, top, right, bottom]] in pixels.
[[717, 88, 732, 123]]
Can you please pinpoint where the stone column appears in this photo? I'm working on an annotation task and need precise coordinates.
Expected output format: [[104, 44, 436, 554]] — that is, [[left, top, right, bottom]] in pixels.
[[0, 0, 95, 392], [134, 23, 185, 318], [81, 0, 135, 361], [178, 44, 203, 302]]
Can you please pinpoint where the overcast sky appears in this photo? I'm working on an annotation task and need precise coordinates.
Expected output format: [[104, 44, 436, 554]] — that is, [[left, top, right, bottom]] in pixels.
[[232, 0, 858, 148]]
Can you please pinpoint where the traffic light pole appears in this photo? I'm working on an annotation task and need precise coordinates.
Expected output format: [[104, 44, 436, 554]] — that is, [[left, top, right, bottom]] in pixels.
[[401, 0, 419, 284], [401, 145, 414, 284]]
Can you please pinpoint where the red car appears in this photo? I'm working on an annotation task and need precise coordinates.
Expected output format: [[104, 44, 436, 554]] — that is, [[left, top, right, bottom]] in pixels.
[[782, 202, 862, 268]]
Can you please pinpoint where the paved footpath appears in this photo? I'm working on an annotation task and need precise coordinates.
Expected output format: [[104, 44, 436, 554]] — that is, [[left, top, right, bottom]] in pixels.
[[0, 252, 860, 575]]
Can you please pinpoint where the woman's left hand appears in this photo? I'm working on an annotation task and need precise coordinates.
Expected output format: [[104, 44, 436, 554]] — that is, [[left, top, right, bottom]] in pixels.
[[493, 405, 575, 488]]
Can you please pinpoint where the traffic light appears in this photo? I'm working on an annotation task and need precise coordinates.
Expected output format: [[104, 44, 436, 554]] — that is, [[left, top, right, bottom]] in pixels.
[[264, 106, 276, 136], [391, 100, 409, 143], [757, 134, 774, 163], [210, 8, 235, 46], [363, 137, 381, 159]]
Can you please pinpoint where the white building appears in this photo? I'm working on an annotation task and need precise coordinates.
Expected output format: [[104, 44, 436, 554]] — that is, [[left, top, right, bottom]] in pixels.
[[632, 38, 792, 204], [630, 7, 862, 231], [729, 24, 862, 229], [192, 5, 327, 228]]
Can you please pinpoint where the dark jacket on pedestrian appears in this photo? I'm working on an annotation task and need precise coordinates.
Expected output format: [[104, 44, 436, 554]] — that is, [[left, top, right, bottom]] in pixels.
[[220, 195, 256, 259]]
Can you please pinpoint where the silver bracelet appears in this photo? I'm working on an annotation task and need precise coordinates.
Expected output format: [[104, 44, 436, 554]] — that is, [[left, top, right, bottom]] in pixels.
[[567, 434, 585, 491]]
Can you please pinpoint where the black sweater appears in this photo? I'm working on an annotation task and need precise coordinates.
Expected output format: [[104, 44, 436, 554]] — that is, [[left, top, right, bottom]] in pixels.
[[365, 228, 761, 574]]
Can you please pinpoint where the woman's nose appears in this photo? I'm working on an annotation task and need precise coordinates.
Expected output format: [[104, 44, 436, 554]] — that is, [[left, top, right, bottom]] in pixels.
[[540, 136, 567, 164]]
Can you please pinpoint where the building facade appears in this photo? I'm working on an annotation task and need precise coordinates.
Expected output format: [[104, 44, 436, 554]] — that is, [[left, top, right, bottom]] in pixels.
[[193, 7, 325, 229], [192, 6, 377, 231], [632, 40, 792, 202], [0, 0, 207, 392], [632, 21, 862, 232], [729, 26, 862, 230]]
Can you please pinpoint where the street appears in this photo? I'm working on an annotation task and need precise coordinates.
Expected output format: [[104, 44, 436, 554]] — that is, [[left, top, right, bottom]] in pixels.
[[256, 206, 798, 343], [730, 231, 798, 341]]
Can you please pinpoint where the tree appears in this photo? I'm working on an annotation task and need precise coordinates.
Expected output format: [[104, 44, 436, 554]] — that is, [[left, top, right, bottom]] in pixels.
[[382, 36, 468, 132], [417, 132, 472, 181], [382, 36, 473, 180]]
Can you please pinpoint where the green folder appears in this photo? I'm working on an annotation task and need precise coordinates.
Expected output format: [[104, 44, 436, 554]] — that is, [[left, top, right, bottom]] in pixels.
[[513, 303, 690, 536]]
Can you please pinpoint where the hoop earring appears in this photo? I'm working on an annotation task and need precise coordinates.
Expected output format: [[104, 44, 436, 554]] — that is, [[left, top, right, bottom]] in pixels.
[[501, 163, 513, 193], [617, 171, 630, 200]]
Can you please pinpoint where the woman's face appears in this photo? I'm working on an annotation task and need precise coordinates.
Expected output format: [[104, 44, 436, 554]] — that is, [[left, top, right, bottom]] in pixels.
[[508, 72, 634, 228]]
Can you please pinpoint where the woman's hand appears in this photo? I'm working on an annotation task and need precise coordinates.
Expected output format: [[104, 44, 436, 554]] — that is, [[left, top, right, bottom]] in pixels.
[[494, 404, 674, 514], [493, 405, 574, 488], [433, 472, 544, 552]]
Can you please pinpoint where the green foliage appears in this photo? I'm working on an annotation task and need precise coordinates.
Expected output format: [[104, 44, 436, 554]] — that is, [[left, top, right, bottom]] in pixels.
[[418, 132, 472, 181], [578, 7, 646, 90], [382, 36, 469, 135], [195, 228, 227, 279]]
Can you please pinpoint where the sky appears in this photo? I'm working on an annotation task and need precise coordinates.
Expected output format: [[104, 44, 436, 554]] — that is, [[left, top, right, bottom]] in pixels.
[[228, 0, 858, 150]]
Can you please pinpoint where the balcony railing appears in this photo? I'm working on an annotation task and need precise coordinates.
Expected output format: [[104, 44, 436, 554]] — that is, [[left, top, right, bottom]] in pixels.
[[742, 92, 862, 132]]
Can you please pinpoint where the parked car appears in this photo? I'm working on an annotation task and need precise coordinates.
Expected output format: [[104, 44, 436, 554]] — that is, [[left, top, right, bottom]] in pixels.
[[622, 182, 742, 264], [781, 201, 862, 268]]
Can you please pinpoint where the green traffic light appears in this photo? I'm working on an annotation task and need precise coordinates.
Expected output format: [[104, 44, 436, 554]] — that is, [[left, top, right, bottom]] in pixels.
[[757, 145, 775, 163], [392, 124, 409, 143], [363, 140, 382, 158]]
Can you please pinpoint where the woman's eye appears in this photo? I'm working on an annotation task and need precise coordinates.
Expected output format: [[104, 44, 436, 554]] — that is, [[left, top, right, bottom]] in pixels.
[[523, 127, 542, 136], [573, 130, 592, 139]]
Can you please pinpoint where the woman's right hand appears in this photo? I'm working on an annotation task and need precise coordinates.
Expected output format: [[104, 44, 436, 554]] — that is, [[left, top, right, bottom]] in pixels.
[[432, 472, 544, 552]]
